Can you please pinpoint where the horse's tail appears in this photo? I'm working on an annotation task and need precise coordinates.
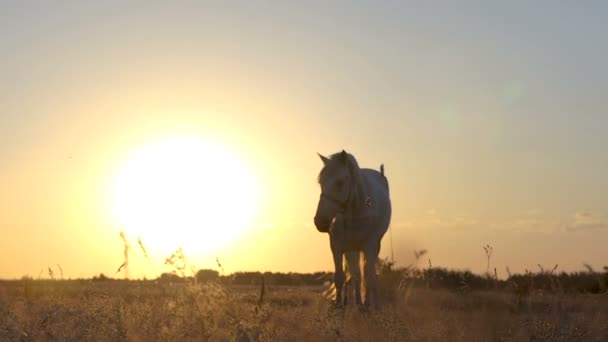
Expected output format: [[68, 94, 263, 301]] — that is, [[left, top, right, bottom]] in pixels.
[[379, 164, 389, 192]]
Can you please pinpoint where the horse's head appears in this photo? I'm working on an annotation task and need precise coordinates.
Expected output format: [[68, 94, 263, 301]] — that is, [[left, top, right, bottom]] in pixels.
[[314, 150, 367, 232]]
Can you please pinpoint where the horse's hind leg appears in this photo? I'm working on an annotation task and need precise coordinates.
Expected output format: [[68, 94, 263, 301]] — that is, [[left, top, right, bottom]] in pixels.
[[363, 243, 382, 309], [343, 273, 349, 306], [353, 255, 362, 305]]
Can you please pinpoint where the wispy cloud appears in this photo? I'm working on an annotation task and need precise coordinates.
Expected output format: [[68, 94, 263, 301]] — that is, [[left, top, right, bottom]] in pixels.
[[411, 209, 481, 231], [565, 211, 608, 232], [486, 209, 563, 234], [392, 209, 607, 234], [410, 209, 564, 233]]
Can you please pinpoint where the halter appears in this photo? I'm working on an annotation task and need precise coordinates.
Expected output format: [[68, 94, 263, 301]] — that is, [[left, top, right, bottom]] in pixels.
[[319, 192, 349, 211], [320, 180, 372, 213]]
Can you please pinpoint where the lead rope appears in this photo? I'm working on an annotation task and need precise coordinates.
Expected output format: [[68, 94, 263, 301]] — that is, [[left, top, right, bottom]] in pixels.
[[381, 164, 395, 265], [389, 221, 394, 265]]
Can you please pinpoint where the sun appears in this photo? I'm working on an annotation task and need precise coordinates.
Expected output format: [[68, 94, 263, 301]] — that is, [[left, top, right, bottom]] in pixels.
[[109, 136, 258, 255]]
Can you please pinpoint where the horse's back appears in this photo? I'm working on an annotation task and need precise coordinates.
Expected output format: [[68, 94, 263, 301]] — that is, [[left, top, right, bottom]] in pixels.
[[363, 166, 387, 181], [361, 168, 391, 236], [361, 168, 390, 199]]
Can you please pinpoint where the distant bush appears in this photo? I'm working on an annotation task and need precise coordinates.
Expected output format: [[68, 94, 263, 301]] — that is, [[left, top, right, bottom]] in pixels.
[[196, 269, 219, 283], [507, 271, 608, 294], [375, 257, 496, 296], [92, 273, 111, 281], [223, 271, 332, 286], [158, 272, 187, 283], [373, 257, 608, 296]]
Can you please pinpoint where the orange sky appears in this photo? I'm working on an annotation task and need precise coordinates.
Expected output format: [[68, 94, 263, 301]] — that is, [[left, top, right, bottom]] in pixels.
[[1, 3, 607, 279]]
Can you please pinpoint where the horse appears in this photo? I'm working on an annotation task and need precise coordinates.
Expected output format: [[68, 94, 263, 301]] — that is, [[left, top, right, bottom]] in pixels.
[[314, 150, 391, 308]]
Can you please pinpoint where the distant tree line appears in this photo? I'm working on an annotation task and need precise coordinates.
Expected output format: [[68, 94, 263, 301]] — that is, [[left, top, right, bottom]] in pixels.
[[222, 271, 332, 286], [149, 270, 333, 286], [89, 262, 608, 295], [375, 258, 608, 295]]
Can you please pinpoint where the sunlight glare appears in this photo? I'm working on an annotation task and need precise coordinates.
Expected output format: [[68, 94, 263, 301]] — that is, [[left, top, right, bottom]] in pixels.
[[109, 136, 258, 255]]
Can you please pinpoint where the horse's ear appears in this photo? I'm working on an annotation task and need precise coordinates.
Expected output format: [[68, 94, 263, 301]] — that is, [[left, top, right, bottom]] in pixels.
[[318, 153, 330, 165], [340, 150, 348, 163]]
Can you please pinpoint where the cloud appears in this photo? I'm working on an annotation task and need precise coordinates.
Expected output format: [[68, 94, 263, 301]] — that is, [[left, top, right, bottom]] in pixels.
[[488, 209, 562, 234], [565, 212, 608, 232], [412, 209, 481, 231], [394, 210, 608, 234], [390, 221, 413, 229], [490, 218, 543, 232]]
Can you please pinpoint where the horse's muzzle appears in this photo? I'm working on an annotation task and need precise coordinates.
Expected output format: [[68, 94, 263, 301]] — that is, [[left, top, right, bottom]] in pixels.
[[314, 216, 330, 233]]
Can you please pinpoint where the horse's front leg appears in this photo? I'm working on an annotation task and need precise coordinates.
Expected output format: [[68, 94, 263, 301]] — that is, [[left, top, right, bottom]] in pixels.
[[345, 251, 362, 305], [332, 249, 345, 306], [329, 214, 346, 306]]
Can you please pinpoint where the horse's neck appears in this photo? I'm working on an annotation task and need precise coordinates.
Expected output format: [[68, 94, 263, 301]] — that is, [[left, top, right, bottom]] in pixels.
[[343, 207, 377, 226]]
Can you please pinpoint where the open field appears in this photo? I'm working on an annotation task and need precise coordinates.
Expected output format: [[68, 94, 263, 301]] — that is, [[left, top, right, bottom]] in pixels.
[[1, 277, 607, 341], [3, 3, 608, 342]]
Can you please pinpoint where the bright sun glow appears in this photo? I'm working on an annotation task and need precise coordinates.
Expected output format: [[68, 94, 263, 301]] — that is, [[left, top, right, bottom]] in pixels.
[[109, 136, 258, 255]]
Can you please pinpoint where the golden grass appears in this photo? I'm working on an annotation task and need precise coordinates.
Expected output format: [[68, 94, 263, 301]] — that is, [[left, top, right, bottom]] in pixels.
[[2, 238, 604, 340], [1, 279, 607, 341]]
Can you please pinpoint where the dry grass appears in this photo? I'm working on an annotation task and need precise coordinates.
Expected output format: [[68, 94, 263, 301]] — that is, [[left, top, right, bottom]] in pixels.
[[1, 278, 607, 341]]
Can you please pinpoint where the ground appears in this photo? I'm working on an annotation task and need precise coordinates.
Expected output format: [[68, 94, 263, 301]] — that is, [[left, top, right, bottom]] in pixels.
[[1, 279, 607, 341]]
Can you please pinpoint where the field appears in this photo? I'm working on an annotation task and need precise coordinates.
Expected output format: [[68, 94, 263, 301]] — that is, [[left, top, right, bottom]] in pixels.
[[1, 274, 607, 341]]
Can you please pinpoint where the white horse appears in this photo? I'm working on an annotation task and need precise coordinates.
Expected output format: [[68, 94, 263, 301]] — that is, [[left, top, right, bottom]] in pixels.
[[314, 150, 391, 308]]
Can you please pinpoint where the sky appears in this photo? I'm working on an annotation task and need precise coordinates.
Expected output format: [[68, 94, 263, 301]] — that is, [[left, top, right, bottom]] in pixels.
[[1, 2, 607, 279]]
